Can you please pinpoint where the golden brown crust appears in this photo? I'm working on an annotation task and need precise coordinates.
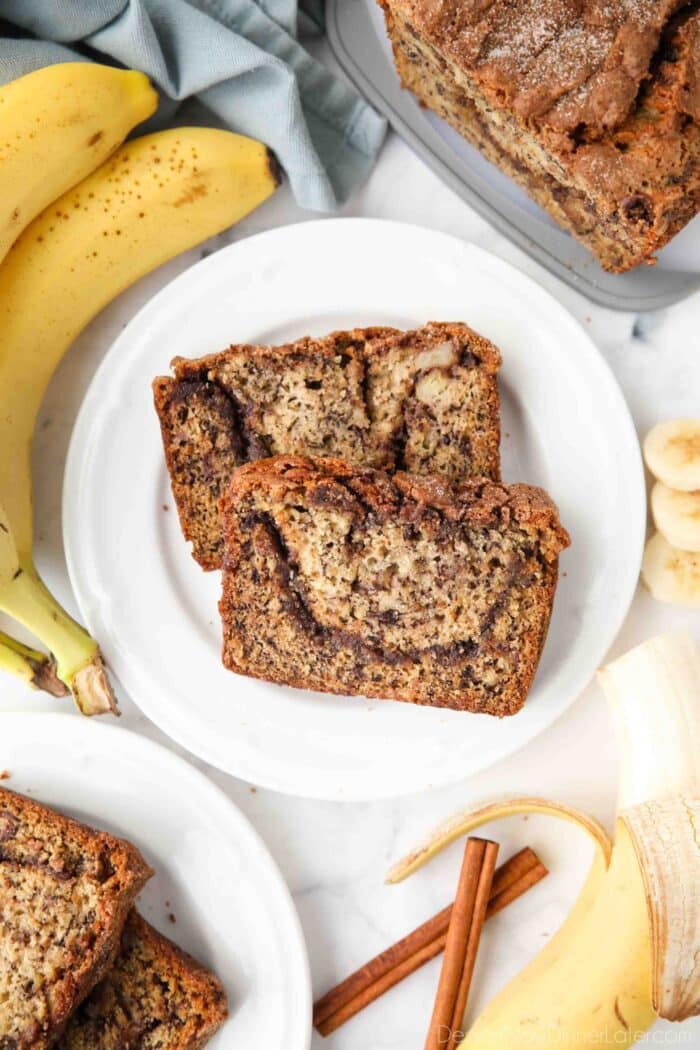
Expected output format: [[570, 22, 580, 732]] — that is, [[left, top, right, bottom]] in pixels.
[[220, 455, 569, 715], [228, 454, 565, 551], [153, 322, 502, 569], [364, 319, 501, 373], [380, 0, 700, 271], [385, 0, 690, 131], [0, 789, 153, 1048], [153, 375, 245, 570], [168, 325, 400, 379], [58, 911, 228, 1049]]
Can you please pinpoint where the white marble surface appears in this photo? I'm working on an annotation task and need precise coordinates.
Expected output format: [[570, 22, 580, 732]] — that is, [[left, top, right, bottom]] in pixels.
[[1, 122, 700, 1047]]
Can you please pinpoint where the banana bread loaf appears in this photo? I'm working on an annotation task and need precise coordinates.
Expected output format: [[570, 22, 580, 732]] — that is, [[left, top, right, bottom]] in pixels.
[[153, 321, 501, 569], [0, 789, 153, 1048], [219, 456, 570, 715], [379, 0, 700, 272], [57, 910, 228, 1049]]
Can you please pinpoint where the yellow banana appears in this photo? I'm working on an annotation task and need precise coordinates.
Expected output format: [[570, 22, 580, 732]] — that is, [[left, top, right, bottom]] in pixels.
[[0, 62, 157, 263], [461, 820, 654, 1048], [388, 634, 700, 1047], [0, 126, 280, 712]]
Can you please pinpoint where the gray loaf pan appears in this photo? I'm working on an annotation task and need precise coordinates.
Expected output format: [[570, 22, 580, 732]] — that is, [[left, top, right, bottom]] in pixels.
[[327, 0, 700, 312]]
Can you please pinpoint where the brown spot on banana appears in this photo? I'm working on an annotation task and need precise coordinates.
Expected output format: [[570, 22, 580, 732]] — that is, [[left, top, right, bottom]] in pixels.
[[173, 183, 208, 207], [613, 997, 629, 1030]]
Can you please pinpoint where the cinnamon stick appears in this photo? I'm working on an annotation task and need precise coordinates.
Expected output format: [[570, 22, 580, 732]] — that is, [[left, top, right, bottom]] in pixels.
[[448, 839, 499, 1048], [424, 838, 499, 1050], [313, 846, 547, 1037]]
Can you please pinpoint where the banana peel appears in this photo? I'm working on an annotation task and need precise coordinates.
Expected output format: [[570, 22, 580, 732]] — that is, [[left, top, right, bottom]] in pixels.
[[386, 797, 613, 884], [387, 634, 700, 1048]]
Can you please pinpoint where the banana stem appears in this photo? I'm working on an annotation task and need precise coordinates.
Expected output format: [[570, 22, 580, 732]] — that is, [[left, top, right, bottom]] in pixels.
[[0, 564, 117, 715], [0, 630, 68, 697], [0, 564, 96, 678]]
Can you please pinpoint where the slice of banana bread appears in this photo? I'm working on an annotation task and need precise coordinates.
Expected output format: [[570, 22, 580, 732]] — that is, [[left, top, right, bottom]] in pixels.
[[219, 456, 570, 715], [153, 322, 501, 570], [0, 789, 153, 1048], [57, 910, 228, 1049]]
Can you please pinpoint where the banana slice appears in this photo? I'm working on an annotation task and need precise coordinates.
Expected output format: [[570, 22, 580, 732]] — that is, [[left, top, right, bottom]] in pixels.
[[641, 532, 700, 607], [643, 419, 700, 491], [651, 482, 700, 552]]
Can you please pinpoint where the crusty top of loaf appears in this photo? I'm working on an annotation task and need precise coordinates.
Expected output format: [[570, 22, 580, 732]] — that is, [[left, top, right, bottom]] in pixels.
[[365, 319, 501, 371], [386, 0, 699, 138], [0, 788, 153, 1048], [170, 320, 500, 377], [168, 326, 394, 375], [226, 454, 570, 563]]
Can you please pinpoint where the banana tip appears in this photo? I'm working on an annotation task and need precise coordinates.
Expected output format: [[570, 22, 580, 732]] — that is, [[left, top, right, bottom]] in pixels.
[[266, 148, 283, 189]]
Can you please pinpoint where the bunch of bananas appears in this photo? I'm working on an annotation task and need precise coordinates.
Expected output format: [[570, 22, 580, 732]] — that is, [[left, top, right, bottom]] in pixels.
[[0, 62, 280, 713]]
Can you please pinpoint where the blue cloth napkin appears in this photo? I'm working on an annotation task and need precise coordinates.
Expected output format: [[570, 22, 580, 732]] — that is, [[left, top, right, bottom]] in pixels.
[[0, 0, 387, 211]]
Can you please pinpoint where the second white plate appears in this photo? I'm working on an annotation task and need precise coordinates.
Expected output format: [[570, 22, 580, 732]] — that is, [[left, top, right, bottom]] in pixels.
[[0, 713, 310, 1048], [64, 219, 645, 800]]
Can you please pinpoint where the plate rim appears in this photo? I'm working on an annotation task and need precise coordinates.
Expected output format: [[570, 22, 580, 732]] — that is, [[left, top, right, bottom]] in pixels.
[[0, 710, 312, 1048], [63, 216, 645, 800]]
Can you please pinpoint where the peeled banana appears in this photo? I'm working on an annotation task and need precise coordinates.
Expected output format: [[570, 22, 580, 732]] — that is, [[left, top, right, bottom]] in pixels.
[[0, 62, 157, 264], [651, 482, 700, 552], [388, 633, 700, 1047], [0, 125, 280, 711], [464, 823, 654, 1049], [642, 418, 700, 606], [644, 419, 700, 492], [642, 532, 700, 607]]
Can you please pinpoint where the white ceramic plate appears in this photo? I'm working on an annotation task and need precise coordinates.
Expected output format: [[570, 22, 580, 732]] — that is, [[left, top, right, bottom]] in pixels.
[[64, 218, 645, 800], [0, 713, 310, 1048]]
